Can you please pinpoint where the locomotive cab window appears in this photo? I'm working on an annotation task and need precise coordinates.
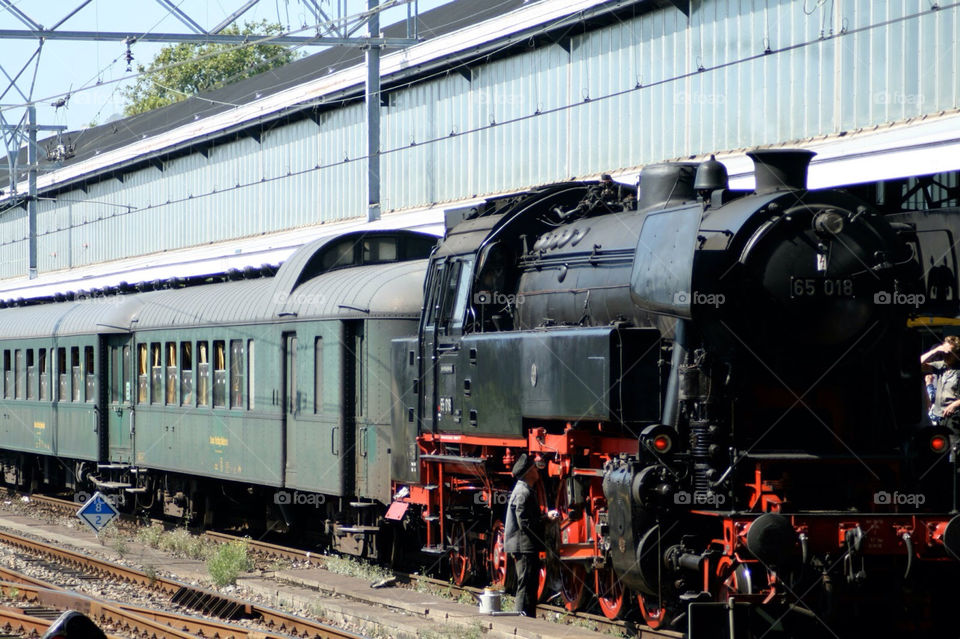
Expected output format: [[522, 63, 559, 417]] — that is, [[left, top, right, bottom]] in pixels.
[[426, 258, 474, 334], [26, 350, 35, 400], [180, 342, 194, 406], [84, 346, 95, 403]]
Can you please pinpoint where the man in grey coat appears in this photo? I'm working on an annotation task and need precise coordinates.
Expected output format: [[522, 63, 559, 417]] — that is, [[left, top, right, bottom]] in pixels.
[[504, 453, 558, 617]]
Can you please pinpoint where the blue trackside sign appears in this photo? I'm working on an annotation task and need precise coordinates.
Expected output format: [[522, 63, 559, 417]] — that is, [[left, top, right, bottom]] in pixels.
[[76, 491, 119, 534]]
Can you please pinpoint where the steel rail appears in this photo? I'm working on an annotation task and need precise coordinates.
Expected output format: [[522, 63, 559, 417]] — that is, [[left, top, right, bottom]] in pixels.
[[0, 532, 360, 639]]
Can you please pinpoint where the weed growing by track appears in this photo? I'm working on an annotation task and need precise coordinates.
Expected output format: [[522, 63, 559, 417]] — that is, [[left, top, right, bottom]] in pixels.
[[322, 554, 393, 582], [135, 524, 210, 560], [208, 539, 253, 586]]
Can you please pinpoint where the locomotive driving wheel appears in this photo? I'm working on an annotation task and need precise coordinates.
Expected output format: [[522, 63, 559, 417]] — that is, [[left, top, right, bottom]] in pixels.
[[637, 593, 667, 629], [594, 567, 627, 619], [488, 520, 508, 587], [448, 520, 474, 586], [716, 556, 761, 599]]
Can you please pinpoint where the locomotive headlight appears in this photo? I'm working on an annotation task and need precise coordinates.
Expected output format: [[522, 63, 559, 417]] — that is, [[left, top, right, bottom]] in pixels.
[[641, 424, 678, 456], [652, 434, 672, 454], [813, 210, 845, 236], [931, 434, 950, 454]]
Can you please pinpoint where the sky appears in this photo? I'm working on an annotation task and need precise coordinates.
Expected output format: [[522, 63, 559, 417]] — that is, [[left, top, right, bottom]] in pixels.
[[0, 1, 447, 140]]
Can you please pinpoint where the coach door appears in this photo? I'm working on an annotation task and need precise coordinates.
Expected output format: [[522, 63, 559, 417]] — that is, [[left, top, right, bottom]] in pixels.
[[283, 326, 344, 495], [105, 335, 134, 463]]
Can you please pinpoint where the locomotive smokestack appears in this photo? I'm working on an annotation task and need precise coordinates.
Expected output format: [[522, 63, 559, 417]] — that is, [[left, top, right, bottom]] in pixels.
[[747, 149, 816, 193]]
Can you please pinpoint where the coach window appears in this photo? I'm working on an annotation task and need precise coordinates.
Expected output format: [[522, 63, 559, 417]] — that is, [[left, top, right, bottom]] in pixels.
[[110, 346, 119, 403], [14, 349, 23, 399], [58, 348, 68, 401], [165, 342, 177, 405], [137, 344, 148, 404], [150, 343, 162, 404], [313, 337, 323, 413], [84, 346, 95, 403], [197, 342, 210, 407], [363, 237, 397, 263], [70, 347, 80, 401], [229, 340, 244, 409], [3, 351, 10, 399], [247, 340, 254, 410], [180, 342, 194, 406], [213, 340, 226, 408], [38, 349, 48, 401], [26, 350, 35, 400]]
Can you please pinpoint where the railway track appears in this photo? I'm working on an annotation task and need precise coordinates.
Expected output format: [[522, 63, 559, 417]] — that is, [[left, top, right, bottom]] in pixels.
[[6, 492, 681, 637], [204, 532, 680, 638], [0, 530, 360, 639]]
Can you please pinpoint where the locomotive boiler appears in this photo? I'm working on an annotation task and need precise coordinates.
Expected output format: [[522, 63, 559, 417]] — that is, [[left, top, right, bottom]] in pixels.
[[390, 150, 960, 637]]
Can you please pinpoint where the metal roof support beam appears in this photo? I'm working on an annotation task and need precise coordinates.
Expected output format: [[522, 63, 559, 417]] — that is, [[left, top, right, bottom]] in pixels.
[[49, 0, 94, 32], [0, 29, 418, 47], [27, 105, 36, 279], [301, 0, 344, 38], [154, 0, 208, 34], [366, 0, 381, 222], [210, 0, 260, 34], [0, 0, 41, 31]]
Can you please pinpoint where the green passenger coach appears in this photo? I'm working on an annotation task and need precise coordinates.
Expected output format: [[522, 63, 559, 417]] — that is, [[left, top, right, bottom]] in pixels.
[[0, 230, 434, 557]]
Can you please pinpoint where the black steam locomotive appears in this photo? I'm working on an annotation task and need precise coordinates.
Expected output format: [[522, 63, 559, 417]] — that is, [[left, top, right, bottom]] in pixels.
[[1, 145, 957, 637], [392, 150, 960, 637]]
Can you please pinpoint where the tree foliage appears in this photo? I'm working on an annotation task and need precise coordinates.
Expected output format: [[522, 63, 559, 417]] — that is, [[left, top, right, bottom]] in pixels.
[[122, 21, 299, 116]]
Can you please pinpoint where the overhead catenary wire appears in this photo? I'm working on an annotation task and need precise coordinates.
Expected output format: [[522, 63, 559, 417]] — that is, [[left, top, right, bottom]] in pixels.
[[0, 0, 414, 118]]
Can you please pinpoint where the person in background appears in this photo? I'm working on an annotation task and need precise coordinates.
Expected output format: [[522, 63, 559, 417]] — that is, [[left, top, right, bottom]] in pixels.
[[921, 336, 960, 428], [503, 453, 559, 618]]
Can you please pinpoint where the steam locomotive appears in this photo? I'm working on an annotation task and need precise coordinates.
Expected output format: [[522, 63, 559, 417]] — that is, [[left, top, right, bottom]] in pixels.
[[390, 150, 960, 636], [0, 149, 957, 637]]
